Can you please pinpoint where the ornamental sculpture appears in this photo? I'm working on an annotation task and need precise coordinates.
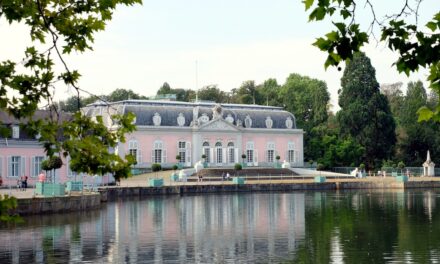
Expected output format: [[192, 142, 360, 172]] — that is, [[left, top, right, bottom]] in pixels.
[[153, 112, 161, 126], [177, 113, 185, 126], [225, 114, 234, 123], [285, 116, 293, 129], [244, 115, 252, 128], [265, 116, 273, 129]]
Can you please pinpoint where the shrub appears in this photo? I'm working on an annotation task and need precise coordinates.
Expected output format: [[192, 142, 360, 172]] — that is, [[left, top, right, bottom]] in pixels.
[[316, 163, 325, 171], [151, 163, 162, 172], [201, 154, 207, 159], [49, 156, 63, 170], [398, 161, 405, 170], [234, 163, 242, 170], [275, 155, 280, 160], [175, 155, 181, 161], [41, 159, 51, 171], [241, 154, 246, 159], [359, 163, 365, 170], [172, 164, 178, 170]]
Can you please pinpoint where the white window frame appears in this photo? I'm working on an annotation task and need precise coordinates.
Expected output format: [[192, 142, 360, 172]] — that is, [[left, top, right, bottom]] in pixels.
[[246, 142, 254, 163], [152, 140, 165, 164], [8, 156, 25, 178], [287, 142, 295, 163], [12, 125, 19, 139], [202, 141, 210, 163], [128, 139, 140, 164], [178, 141, 186, 163], [227, 142, 235, 163], [32, 156, 45, 178], [215, 142, 223, 164], [267, 142, 275, 163]]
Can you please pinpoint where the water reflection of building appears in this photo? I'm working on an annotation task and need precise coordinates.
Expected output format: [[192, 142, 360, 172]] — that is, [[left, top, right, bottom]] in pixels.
[[0, 193, 306, 263]]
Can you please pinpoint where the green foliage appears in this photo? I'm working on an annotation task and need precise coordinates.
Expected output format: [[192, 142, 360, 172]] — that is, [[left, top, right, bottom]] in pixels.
[[151, 163, 162, 172], [275, 155, 280, 160], [359, 163, 365, 170], [398, 161, 405, 170], [41, 159, 51, 171], [241, 154, 247, 159], [234, 163, 242, 171], [48, 156, 63, 170], [197, 85, 228, 103], [201, 154, 207, 159], [0, 0, 141, 221], [172, 164, 178, 170], [0, 195, 21, 223], [316, 163, 325, 171], [303, 1, 440, 121], [175, 155, 181, 161], [337, 53, 396, 167]]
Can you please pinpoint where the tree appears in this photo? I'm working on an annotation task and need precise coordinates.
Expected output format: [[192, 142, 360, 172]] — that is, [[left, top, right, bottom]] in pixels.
[[257, 78, 282, 107], [303, 0, 440, 122], [397, 81, 440, 165], [107, 88, 147, 102], [337, 52, 396, 168], [197, 85, 228, 103], [380, 82, 404, 125], [280, 73, 330, 160], [0, 0, 141, 221], [157, 82, 172, 95]]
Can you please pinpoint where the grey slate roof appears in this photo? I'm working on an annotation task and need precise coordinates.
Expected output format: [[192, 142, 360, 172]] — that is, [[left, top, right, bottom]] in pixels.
[[84, 100, 298, 129]]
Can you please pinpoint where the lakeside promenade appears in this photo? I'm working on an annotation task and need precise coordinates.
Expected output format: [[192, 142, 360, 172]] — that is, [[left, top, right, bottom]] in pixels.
[[1, 171, 440, 200]]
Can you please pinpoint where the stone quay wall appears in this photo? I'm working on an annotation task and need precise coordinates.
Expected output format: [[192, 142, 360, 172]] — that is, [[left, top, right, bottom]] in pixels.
[[15, 194, 101, 215]]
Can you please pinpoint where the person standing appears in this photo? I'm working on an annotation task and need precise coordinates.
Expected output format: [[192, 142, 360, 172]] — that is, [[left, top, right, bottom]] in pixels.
[[38, 171, 46, 183]]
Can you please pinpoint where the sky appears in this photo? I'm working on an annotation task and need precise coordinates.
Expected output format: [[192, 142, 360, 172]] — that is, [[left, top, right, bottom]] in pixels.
[[0, 0, 438, 110]]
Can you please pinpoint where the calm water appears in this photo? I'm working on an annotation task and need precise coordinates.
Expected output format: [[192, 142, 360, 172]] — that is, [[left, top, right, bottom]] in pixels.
[[1, 190, 440, 263]]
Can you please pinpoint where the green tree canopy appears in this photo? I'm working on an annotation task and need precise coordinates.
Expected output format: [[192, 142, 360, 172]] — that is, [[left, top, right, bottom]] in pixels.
[[303, 0, 440, 122], [337, 52, 396, 168]]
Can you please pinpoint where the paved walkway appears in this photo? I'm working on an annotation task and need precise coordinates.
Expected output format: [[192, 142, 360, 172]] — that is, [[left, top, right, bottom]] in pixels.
[[1, 171, 439, 200]]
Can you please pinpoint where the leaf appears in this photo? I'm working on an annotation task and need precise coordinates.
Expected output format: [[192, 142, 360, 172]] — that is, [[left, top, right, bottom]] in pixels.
[[417, 106, 434, 122], [303, 0, 315, 10], [426, 21, 437, 31]]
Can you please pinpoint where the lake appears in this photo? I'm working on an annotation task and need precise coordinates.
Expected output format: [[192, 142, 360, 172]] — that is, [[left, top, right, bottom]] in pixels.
[[1, 190, 440, 263]]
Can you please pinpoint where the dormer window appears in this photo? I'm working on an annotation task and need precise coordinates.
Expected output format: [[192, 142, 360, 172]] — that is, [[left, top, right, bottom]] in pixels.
[[12, 125, 19, 139]]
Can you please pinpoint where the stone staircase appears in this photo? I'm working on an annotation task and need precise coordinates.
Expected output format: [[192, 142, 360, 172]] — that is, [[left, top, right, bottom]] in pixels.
[[188, 168, 298, 182]]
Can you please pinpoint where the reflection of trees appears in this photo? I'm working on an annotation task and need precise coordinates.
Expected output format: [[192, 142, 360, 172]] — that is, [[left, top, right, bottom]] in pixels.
[[290, 191, 440, 263]]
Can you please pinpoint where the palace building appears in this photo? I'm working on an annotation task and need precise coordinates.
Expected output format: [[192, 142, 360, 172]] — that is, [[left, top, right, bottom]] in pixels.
[[83, 100, 304, 169]]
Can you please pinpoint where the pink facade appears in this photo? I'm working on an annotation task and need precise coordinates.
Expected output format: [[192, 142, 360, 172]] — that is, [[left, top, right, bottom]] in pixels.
[[92, 100, 306, 169], [0, 143, 71, 187]]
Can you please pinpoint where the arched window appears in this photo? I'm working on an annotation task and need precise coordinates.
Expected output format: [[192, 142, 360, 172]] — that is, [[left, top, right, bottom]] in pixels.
[[266, 142, 275, 163], [227, 142, 235, 163], [215, 142, 223, 164], [152, 140, 165, 163], [202, 141, 210, 163]]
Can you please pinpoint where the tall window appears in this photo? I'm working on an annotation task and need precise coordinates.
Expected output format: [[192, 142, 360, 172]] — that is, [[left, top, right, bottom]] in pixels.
[[153, 140, 163, 163], [128, 140, 139, 163], [267, 142, 275, 163], [246, 142, 254, 163], [203, 142, 210, 163], [12, 125, 19, 139], [178, 141, 186, 163], [215, 142, 222, 164], [32, 156, 44, 177], [288, 142, 295, 163], [8, 156, 22, 177], [228, 142, 235, 163]]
